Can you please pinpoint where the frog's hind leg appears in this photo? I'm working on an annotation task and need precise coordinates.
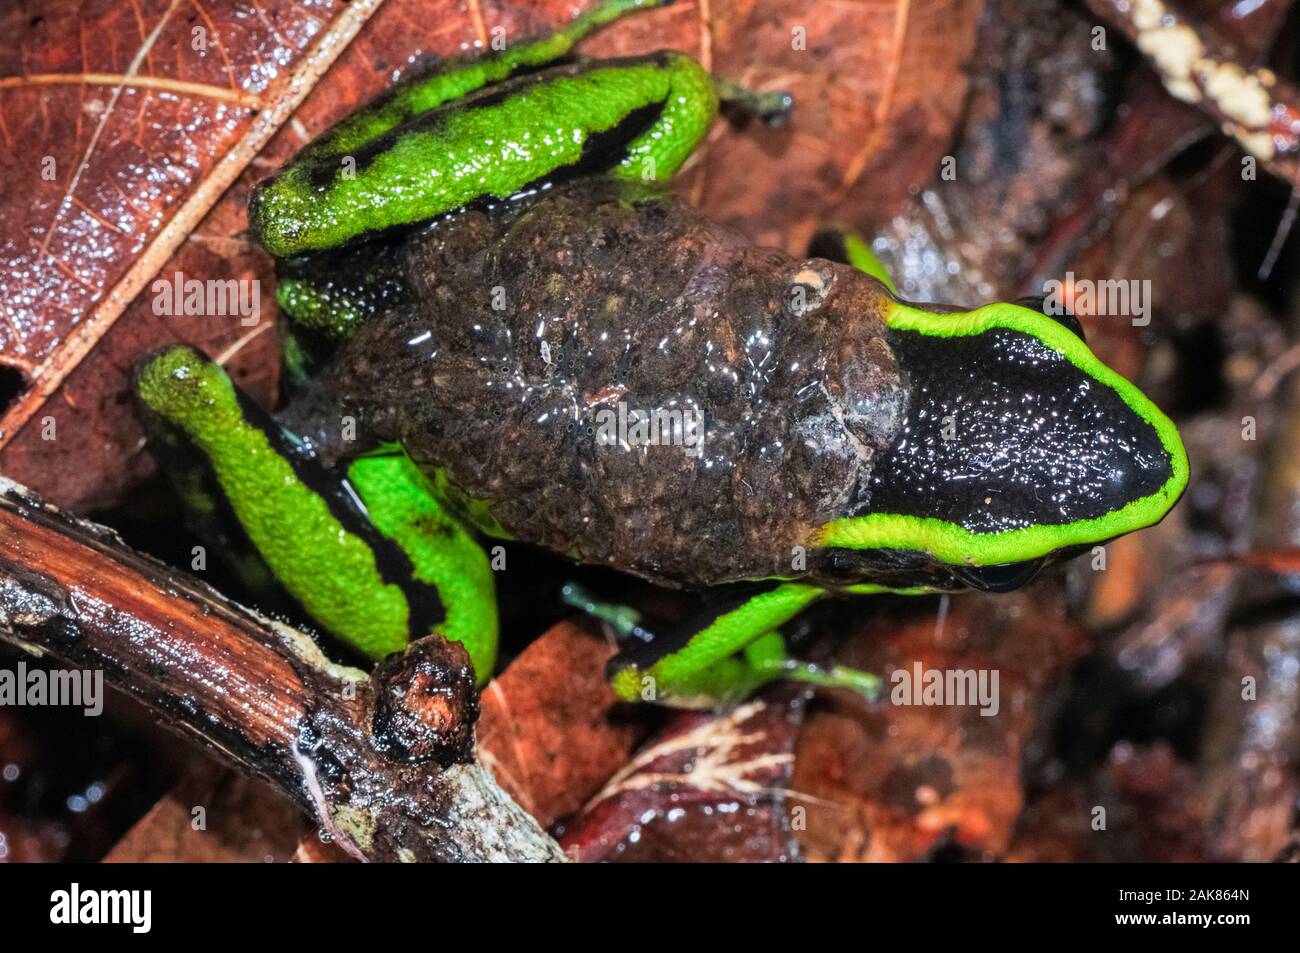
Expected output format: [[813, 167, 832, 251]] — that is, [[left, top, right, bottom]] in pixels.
[[270, 3, 677, 361], [134, 346, 497, 680], [253, 47, 718, 254], [345, 450, 498, 678], [603, 584, 881, 707], [296, 0, 675, 165]]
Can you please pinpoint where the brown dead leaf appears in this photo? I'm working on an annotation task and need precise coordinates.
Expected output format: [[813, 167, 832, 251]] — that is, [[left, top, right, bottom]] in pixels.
[[673, 0, 984, 252], [1008, 743, 1206, 862], [104, 760, 307, 863], [558, 689, 805, 862], [0, 0, 391, 507], [792, 590, 1087, 861], [477, 619, 646, 828]]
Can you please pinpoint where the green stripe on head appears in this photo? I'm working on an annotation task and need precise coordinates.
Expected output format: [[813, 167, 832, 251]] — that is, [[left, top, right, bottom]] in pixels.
[[818, 300, 1189, 566]]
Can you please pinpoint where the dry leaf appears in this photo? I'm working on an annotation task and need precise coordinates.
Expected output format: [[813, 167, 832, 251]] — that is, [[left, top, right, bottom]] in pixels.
[[477, 620, 647, 828], [558, 691, 805, 862]]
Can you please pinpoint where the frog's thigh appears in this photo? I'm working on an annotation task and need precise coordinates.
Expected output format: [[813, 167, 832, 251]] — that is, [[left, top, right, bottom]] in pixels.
[[135, 347, 495, 680], [251, 52, 717, 255], [608, 584, 825, 706], [299, 0, 672, 163]]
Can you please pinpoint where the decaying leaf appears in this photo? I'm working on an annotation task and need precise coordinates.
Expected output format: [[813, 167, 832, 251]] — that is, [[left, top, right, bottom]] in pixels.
[[793, 591, 1087, 861], [477, 620, 647, 828], [559, 692, 805, 862]]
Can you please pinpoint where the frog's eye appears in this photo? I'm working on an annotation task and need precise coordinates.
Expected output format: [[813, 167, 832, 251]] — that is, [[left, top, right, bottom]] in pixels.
[[952, 559, 1045, 592], [1014, 295, 1086, 343]]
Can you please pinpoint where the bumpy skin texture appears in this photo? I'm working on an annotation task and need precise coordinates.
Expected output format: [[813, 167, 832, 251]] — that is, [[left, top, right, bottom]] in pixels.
[[324, 180, 908, 588], [249, 53, 716, 256]]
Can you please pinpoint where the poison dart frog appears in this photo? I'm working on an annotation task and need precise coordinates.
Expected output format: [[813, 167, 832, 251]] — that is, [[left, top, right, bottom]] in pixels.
[[135, 0, 1188, 707]]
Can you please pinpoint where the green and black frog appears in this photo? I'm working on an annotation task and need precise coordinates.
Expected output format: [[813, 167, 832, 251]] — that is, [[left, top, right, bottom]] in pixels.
[[134, 0, 1188, 707]]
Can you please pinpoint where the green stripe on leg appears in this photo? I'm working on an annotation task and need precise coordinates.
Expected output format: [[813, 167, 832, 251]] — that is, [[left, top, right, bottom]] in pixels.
[[136, 347, 411, 660], [251, 54, 716, 255], [346, 452, 498, 684], [607, 581, 904, 705], [296, 0, 672, 165]]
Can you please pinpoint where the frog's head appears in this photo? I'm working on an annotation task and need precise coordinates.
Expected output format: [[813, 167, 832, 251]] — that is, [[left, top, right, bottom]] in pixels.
[[814, 298, 1188, 592]]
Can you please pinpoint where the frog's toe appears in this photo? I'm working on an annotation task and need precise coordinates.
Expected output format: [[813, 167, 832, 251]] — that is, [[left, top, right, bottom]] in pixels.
[[560, 582, 655, 650], [134, 346, 230, 424], [249, 169, 317, 256]]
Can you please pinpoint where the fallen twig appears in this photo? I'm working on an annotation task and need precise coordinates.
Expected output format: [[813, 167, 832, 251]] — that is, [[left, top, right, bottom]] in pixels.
[[0, 476, 565, 863], [1087, 0, 1300, 182]]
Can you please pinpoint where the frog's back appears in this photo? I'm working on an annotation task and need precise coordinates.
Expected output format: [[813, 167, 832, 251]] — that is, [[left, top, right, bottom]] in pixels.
[[330, 179, 904, 587]]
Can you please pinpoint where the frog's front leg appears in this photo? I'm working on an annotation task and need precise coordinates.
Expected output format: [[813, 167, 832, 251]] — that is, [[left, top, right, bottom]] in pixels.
[[807, 228, 901, 294], [601, 584, 885, 708], [134, 347, 497, 680]]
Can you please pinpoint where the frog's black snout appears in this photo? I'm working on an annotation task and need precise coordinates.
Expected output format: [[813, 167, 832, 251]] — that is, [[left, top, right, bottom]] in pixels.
[[866, 321, 1180, 538]]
